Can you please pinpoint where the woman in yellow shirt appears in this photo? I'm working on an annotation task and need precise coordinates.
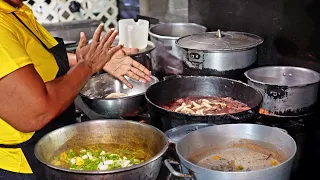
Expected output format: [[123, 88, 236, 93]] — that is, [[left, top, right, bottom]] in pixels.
[[0, 0, 152, 179]]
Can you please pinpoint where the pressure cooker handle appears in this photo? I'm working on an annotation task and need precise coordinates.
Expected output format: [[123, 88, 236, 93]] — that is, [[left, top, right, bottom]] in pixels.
[[164, 159, 193, 179]]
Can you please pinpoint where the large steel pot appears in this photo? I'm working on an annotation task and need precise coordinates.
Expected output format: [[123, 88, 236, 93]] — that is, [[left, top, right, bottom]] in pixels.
[[149, 23, 207, 79], [145, 76, 263, 131], [80, 73, 159, 118], [245, 66, 320, 117], [165, 124, 297, 180], [43, 20, 100, 42], [34, 120, 169, 180], [176, 30, 264, 81]]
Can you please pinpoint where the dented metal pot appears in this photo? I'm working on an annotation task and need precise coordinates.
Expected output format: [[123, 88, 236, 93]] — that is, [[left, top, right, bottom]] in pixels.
[[245, 66, 320, 117], [176, 30, 264, 80]]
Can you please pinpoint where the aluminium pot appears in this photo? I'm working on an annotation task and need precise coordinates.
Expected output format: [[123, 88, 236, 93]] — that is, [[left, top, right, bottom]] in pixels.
[[244, 66, 320, 117], [165, 124, 297, 180], [145, 76, 263, 131], [34, 120, 169, 180], [80, 73, 159, 118], [149, 23, 207, 80], [176, 30, 264, 81]]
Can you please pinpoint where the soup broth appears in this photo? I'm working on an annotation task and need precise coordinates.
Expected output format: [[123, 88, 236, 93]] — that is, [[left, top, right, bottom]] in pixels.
[[189, 139, 287, 172], [51, 143, 151, 171]]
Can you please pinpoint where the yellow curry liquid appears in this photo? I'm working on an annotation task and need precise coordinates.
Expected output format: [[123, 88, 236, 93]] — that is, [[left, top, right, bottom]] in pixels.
[[50, 143, 152, 170]]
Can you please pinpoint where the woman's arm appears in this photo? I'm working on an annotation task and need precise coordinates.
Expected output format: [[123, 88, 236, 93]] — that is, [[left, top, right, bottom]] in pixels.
[[0, 26, 120, 133], [0, 62, 92, 133]]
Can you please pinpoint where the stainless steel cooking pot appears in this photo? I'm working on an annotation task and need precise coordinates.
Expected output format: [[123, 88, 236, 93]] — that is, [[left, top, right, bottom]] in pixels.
[[165, 124, 296, 180], [176, 30, 264, 80], [245, 66, 320, 117], [149, 23, 207, 79], [34, 120, 169, 180], [80, 73, 159, 118]]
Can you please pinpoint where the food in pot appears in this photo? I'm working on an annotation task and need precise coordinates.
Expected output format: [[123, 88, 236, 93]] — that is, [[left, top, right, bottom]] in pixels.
[[161, 96, 250, 115], [197, 148, 279, 171], [51, 144, 150, 171], [105, 92, 128, 98], [190, 139, 286, 172]]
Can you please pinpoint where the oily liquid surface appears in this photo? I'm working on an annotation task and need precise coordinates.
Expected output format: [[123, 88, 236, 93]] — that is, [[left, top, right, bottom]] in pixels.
[[190, 139, 286, 172], [50, 143, 151, 171], [197, 148, 280, 171]]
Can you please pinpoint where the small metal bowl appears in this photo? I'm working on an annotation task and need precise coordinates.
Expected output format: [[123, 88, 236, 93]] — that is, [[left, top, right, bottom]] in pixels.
[[80, 73, 159, 118]]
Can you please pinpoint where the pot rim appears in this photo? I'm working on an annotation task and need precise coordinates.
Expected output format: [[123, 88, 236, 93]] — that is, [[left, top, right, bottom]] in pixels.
[[34, 120, 169, 174], [148, 23, 207, 40], [145, 75, 263, 117], [179, 46, 258, 53], [176, 123, 297, 175], [244, 66, 320, 87], [79, 74, 159, 100], [175, 31, 264, 52]]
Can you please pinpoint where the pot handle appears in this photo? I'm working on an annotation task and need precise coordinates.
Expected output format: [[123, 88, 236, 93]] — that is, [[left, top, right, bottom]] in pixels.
[[164, 159, 193, 179]]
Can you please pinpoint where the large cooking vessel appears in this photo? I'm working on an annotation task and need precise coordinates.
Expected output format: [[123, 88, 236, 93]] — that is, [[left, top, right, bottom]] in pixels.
[[34, 120, 168, 180], [165, 124, 297, 180], [145, 76, 263, 131], [176, 30, 264, 81], [245, 66, 320, 117], [80, 73, 159, 118], [149, 23, 207, 79]]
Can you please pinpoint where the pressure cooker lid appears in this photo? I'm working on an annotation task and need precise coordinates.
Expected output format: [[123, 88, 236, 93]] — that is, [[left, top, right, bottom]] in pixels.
[[165, 123, 215, 144], [176, 29, 264, 51]]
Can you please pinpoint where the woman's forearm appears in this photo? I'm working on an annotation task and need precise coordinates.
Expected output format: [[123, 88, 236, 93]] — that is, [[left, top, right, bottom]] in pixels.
[[43, 61, 92, 123], [0, 61, 92, 133]]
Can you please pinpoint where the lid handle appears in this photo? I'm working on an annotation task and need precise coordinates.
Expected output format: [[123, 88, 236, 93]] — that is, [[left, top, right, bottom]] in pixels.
[[216, 29, 222, 38]]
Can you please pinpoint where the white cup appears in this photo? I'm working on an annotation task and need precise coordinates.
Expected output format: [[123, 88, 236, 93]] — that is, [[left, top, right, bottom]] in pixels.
[[118, 19, 149, 50]]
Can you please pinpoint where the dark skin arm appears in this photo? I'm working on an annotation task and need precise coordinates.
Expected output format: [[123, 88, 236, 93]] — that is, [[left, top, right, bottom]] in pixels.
[[0, 63, 91, 132], [0, 25, 121, 133]]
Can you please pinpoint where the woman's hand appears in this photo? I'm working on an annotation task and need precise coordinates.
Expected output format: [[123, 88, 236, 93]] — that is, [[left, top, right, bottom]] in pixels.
[[76, 24, 122, 75], [103, 48, 152, 88]]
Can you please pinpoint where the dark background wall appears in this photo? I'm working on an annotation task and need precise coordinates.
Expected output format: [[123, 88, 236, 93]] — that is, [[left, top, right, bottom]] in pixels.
[[188, 0, 320, 71]]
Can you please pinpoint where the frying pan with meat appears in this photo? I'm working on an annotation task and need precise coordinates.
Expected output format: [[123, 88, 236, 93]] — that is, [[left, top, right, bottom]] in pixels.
[[145, 76, 263, 131]]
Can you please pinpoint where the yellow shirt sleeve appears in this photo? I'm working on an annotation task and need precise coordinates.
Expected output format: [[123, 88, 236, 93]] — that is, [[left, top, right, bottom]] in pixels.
[[0, 25, 32, 79]]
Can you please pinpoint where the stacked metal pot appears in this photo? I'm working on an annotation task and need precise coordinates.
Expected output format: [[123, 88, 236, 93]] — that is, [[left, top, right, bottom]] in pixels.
[[148, 23, 207, 79]]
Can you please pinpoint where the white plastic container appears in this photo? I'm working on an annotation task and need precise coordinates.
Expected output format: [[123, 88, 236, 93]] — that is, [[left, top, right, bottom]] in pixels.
[[118, 19, 149, 49]]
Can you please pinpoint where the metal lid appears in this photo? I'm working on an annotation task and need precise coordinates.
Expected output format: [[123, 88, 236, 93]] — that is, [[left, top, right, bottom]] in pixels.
[[165, 123, 215, 144], [176, 29, 264, 51]]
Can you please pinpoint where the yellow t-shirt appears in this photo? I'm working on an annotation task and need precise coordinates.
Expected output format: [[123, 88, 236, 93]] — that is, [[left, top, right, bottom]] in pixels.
[[0, 1, 59, 173]]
